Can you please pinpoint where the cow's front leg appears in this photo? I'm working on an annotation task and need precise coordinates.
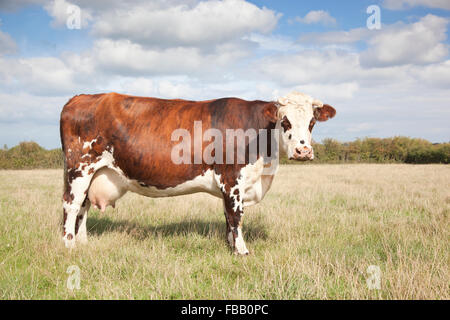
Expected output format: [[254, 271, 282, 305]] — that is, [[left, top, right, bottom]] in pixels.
[[75, 199, 90, 244], [222, 188, 249, 255], [63, 171, 94, 249]]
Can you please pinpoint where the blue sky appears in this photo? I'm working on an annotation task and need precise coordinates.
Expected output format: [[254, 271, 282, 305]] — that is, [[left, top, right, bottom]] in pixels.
[[0, 0, 449, 149]]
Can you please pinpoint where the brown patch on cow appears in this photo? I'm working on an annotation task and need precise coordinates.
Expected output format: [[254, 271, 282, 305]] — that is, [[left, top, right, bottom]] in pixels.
[[66, 233, 73, 240], [75, 215, 82, 235], [62, 208, 68, 236], [67, 169, 82, 185], [309, 117, 316, 132], [122, 97, 134, 110], [281, 116, 292, 132], [63, 191, 74, 203], [263, 103, 278, 123]]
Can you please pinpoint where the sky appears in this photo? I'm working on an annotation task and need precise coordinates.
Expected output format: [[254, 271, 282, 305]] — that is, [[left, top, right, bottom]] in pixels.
[[0, 0, 449, 149]]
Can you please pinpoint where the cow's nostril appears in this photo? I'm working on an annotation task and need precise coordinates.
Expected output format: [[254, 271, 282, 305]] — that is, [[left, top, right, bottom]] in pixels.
[[300, 140, 305, 144]]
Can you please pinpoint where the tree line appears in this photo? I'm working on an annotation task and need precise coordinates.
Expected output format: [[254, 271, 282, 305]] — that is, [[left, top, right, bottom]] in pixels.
[[0, 137, 448, 169], [305, 136, 449, 164]]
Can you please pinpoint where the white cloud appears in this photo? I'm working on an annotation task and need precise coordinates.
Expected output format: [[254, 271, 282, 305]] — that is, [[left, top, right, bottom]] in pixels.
[[295, 10, 336, 26], [89, 39, 251, 76], [0, 91, 68, 125], [0, 53, 108, 97], [92, 0, 280, 47], [0, 29, 17, 55], [68, 0, 198, 12], [299, 28, 370, 44], [255, 44, 450, 97], [299, 14, 449, 68], [157, 79, 201, 99], [0, 56, 80, 95], [383, 0, 450, 10], [360, 14, 449, 67], [113, 77, 155, 97], [44, 0, 93, 28], [257, 49, 360, 86], [243, 33, 303, 52], [412, 59, 450, 88]]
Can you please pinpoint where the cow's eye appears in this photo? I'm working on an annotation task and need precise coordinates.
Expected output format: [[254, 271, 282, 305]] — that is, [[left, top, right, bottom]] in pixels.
[[288, 134, 292, 139]]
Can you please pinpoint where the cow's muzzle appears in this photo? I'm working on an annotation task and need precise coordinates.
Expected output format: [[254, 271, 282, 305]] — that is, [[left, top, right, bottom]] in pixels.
[[291, 146, 314, 161]]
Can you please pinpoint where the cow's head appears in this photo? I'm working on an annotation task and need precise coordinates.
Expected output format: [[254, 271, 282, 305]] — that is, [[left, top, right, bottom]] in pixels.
[[274, 91, 336, 161]]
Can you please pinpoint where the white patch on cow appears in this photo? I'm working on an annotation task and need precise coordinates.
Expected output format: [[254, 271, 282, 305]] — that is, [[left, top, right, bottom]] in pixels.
[[213, 173, 226, 194], [229, 185, 243, 212], [235, 157, 275, 208], [212, 159, 276, 212], [132, 169, 222, 198], [234, 227, 249, 255], [63, 148, 117, 248], [83, 138, 97, 150]]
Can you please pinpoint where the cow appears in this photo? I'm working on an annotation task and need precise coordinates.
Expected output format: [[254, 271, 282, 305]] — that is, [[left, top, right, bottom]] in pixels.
[[60, 91, 336, 255]]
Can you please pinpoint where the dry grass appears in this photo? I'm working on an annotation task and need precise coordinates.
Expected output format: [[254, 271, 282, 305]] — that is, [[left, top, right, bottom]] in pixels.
[[0, 164, 448, 299]]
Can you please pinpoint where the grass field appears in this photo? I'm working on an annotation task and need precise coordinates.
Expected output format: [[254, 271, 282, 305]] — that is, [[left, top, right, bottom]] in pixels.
[[0, 164, 448, 299]]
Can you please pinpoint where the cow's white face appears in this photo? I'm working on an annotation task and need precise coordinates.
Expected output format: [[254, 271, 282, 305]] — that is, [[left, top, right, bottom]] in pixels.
[[276, 92, 336, 161]]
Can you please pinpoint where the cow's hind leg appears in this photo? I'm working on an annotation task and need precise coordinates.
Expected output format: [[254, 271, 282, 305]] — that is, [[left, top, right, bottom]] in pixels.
[[222, 187, 249, 255], [63, 171, 94, 249]]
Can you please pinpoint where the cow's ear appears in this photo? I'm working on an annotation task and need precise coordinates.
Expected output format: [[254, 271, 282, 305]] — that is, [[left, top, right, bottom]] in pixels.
[[314, 104, 336, 122], [263, 103, 278, 123]]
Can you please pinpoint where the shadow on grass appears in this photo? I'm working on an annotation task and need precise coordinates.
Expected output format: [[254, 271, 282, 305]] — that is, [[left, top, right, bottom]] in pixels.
[[87, 216, 268, 243]]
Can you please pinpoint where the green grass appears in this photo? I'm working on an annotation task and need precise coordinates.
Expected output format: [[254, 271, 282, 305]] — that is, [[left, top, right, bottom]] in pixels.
[[0, 164, 448, 299]]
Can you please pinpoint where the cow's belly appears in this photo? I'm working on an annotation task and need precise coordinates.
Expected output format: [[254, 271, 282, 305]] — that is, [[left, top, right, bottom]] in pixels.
[[87, 158, 276, 211], [88, 167, 222, 211], [130, 169, 222, 198]]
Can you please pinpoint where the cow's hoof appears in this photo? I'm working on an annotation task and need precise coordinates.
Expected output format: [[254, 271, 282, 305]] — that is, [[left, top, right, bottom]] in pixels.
[[63, 234, 76, 249], [233, 249, 250, 256], [76, 235, 88, 245]]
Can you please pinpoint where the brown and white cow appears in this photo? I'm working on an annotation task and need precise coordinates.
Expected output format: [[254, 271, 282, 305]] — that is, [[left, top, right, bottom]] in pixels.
[[60, 91, 335, 255]]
